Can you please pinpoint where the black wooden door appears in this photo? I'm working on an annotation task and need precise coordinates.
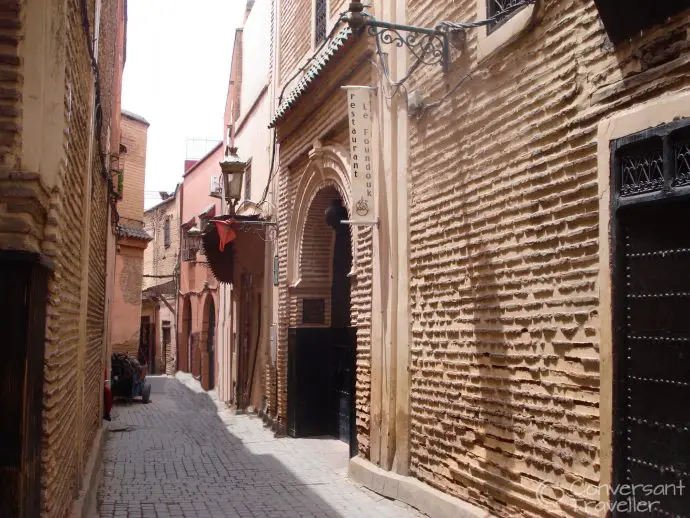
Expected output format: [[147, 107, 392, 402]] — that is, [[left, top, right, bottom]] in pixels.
[[0, 251, 52, 518], [331, 327, 357, 456], [287, 327, 357, 454], [614, 201, 690, 514], [287, 328, 332, 438]]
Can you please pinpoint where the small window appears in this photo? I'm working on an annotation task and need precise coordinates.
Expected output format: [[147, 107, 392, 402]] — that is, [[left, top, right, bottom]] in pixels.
[[487, 0, 528, 33], [243, 165, 252, 201], [163, 218, 171, 248], [314, 0, 327, 45]]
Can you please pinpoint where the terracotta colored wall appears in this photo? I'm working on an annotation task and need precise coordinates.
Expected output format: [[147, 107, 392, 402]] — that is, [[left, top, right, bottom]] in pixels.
[[178, 144, 223, 389], [111, 241, 146, 356]]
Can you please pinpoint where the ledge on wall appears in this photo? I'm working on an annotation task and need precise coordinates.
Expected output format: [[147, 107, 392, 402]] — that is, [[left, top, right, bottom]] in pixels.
[[348, 457, 491, 518]]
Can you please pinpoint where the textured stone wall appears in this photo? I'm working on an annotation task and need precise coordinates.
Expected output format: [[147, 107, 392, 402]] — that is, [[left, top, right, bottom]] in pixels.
[[0, 0, 49, 253], [404, 0, 690, 515]]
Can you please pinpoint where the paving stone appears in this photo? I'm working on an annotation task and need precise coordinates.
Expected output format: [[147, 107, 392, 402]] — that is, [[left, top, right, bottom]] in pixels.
[[98, 378, 423, 517]]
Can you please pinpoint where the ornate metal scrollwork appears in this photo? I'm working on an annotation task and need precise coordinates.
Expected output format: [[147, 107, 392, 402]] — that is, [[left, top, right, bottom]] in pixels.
[[233, 200, 278, 242], [366, 24, 449, 70]]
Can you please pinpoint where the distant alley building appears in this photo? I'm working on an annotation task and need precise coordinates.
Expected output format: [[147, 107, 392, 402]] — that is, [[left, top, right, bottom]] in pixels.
[[142, 186, 181, 375], [109, 111, 152, 361]]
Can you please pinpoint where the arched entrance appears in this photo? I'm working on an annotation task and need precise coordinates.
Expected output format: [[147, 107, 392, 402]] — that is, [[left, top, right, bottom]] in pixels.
[[206, 297, 216, 389], [181, 297, 192, 373], [287, 186, 357, 455]]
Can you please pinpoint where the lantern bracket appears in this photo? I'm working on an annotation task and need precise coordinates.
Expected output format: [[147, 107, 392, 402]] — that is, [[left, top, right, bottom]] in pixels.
[[364, 20, 450, 73]]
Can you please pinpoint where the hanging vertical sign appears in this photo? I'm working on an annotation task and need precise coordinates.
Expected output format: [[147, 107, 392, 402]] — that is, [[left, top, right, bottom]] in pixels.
[[343, 86, 375, 223]]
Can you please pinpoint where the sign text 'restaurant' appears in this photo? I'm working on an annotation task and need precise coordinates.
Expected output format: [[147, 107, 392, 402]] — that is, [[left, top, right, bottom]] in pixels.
[[345, 87, 374, 222]]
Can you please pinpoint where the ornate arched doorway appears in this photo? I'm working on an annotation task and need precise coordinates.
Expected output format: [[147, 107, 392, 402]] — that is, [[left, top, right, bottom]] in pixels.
[[286, 185, 357, 455]]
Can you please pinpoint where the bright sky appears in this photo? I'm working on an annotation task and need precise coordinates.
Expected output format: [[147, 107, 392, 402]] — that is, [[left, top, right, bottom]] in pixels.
[[122, 0, 245, 208]]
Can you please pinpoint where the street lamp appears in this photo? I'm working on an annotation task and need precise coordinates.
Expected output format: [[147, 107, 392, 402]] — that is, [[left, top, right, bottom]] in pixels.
[[220, 146, 245, 215]]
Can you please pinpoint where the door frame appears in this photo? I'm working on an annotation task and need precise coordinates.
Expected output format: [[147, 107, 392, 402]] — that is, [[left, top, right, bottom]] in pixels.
[[597, 91, 690, 502]]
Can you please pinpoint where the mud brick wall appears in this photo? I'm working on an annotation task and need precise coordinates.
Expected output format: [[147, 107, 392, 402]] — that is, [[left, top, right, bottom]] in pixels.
[[278, 0, 310, 86], [405, 0, 690, 515]]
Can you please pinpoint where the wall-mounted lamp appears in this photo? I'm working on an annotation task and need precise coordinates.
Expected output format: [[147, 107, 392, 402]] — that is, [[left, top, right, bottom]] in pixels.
[[220, 147, 246, 215]]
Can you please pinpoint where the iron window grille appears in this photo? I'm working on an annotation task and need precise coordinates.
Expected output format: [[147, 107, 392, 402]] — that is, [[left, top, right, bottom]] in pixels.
[[612, 118, 690, 207], [314, 0, 327, 45], [487, 0, 527, 33]]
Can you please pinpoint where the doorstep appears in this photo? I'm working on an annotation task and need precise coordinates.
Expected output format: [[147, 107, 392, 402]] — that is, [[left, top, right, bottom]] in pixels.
[[348, 456, 492, 518]]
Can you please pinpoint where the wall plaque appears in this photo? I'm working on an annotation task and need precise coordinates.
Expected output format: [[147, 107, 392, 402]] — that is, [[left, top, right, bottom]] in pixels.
[[302, 298, 326, 324]]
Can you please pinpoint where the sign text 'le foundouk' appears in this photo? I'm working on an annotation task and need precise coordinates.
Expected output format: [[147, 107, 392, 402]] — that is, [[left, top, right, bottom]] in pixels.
[[344, 86, 375, 223]]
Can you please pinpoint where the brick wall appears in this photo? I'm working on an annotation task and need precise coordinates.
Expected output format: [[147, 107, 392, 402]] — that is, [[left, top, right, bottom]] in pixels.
[[330, 0, 347, 19], [278, 0, 310, 86], [0, 1, 20, 170], [119, 114, 148, 225], [404, 0, 690, 515]]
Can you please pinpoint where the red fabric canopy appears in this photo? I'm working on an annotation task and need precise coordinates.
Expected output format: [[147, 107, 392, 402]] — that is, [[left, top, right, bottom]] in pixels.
[[214, 219, 236, 252]]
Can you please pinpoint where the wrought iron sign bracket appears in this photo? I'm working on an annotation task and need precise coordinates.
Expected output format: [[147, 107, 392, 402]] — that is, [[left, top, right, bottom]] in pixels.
[[235, 220, 279, 242], [347, 2, 451, 73]]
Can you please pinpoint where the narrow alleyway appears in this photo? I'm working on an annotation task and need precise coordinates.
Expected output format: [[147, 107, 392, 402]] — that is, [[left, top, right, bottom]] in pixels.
[[97, 376, 423, 518]]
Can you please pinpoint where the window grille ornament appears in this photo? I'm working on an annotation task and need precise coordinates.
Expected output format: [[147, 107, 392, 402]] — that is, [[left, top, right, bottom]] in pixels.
[[674, 141, 690, 187], [315, 0, 328, 44], [487, 0, 526, 32]]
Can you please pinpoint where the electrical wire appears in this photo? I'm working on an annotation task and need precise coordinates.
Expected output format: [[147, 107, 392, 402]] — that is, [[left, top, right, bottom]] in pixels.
[[80, 0, 120, 228]]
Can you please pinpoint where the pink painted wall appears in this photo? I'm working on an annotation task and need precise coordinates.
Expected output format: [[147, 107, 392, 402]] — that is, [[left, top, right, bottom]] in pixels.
[[178, 143, 223, 388]]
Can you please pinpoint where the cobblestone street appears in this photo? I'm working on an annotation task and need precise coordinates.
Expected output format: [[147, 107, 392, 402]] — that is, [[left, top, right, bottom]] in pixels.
[[98, 376, 423, 518]]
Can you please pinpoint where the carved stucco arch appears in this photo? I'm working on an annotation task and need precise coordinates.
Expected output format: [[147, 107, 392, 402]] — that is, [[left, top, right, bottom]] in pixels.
[[287, 145, 356, 288]]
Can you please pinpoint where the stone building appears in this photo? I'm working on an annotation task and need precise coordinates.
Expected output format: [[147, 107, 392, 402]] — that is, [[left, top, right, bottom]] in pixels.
[[109, 111, 152, 361], [0, 0, 127, 516], [142, 186, 180, 375], [266, 0, 690, 516], [177, 143, 223, 390]]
